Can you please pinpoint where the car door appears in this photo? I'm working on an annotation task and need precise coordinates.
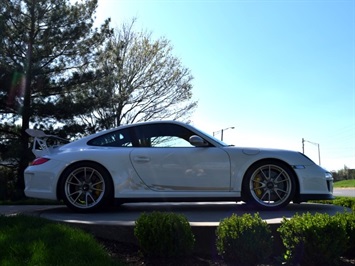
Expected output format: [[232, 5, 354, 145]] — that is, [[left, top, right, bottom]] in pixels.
[[129, 123, 231, 191]]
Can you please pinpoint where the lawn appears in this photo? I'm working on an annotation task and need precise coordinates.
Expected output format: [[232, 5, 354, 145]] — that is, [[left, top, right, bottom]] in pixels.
[[334, 179, 355, 188], [0, 215, 123, 266]]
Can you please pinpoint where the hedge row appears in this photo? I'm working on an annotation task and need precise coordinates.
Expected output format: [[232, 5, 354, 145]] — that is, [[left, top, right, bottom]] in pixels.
[[134, 199, 355, 266]]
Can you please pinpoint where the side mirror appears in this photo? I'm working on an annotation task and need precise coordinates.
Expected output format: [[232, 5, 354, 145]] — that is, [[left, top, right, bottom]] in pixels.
[[189, 135, 209, 147]]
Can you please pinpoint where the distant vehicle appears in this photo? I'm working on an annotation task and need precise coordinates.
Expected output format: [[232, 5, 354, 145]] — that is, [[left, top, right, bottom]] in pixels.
[[24, 121, 334, 212]]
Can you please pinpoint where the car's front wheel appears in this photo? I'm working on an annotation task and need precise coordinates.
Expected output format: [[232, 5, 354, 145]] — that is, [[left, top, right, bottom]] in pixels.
[[59, 162, 113, 212], [242, 161, 296, 210]]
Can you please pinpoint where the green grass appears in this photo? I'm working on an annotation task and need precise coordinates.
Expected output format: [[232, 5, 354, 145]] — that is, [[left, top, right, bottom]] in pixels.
[[0, 215, 123, 266], [334, 179, 355, 188]]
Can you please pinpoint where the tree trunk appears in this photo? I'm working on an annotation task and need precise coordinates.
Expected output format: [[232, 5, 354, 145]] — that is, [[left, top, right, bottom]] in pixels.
[[16, 2, 36, 198]]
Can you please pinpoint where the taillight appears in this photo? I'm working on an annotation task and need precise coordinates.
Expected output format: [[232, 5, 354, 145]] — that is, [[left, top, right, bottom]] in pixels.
[[30, 158, 50, 166]]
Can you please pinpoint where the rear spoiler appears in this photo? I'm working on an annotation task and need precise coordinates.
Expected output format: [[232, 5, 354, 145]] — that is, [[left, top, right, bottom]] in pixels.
[[26, 129, 69, 158]]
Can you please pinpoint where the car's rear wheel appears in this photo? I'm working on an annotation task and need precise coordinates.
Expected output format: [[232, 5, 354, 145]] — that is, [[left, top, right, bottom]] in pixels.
[[242, 161, 296, 210], [59, 162, 113, 212]]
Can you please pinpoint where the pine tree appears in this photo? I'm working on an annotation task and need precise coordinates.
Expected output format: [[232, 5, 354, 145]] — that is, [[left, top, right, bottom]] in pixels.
[[0, 0, 112, 195]]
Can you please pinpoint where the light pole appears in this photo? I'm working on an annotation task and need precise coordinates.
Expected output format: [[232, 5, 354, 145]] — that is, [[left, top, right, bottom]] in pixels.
[[213, 127, 235, 141], [302, 138, 321, 165]]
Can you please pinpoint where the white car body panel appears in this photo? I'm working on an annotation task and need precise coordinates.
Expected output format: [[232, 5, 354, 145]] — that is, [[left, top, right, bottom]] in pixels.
[[130, 147, 230, 191]]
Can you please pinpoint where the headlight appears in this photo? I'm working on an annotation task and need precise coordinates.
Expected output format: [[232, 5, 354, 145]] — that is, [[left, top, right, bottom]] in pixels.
[[325, 172, 333, 179]]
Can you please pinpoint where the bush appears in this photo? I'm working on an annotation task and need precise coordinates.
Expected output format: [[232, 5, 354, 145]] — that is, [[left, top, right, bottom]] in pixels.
[[216, 213, 273, 266], [336, 212, 355, 257], [0, 167, 16, 200], [134, 211, 195, 258], [311, 196, 355, 212], [333, 197, 355, 211], [278, 212, 347, 266]]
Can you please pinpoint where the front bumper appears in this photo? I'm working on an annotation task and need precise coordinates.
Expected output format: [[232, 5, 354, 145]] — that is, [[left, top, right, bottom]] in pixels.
[[295, 193, 335, 203]]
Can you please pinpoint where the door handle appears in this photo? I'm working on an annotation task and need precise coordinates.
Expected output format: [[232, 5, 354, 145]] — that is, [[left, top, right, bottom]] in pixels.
[[133, 156, 151, 163]]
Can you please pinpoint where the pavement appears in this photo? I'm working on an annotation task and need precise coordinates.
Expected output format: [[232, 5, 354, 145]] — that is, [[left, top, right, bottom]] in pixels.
[[0, 201, 351, 226], [333, 188, 355, 197], [2, 190, 353, 225]]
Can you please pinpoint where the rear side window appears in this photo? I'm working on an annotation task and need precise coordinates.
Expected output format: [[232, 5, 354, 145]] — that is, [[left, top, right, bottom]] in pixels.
[[87, 128, 133, 147]]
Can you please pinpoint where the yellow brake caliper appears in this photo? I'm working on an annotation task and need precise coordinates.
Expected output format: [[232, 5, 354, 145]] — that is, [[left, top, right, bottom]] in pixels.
[[94, 183, 103, 198], [253, 174, 263, 198]]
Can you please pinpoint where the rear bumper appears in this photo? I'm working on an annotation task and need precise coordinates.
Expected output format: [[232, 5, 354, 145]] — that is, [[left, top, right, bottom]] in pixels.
[[24, 164, 61, 200]]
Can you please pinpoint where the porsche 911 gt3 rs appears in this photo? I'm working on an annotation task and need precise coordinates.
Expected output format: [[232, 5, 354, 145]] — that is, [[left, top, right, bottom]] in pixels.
[[24, 121, 334, 212]]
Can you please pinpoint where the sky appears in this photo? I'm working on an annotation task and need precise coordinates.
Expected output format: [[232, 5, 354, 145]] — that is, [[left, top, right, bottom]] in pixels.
[[94, 0, 355, 171]]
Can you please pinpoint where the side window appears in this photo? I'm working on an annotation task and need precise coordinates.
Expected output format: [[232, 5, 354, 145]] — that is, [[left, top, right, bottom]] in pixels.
[[152, 136, 192, 147], [134, 123, 195, 148], [87, 128, 133, 147]]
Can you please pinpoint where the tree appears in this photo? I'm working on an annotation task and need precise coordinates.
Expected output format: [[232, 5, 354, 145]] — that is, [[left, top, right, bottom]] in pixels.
[[76, 20, 197, 132], [332, 165, 355, 181], [0, 0, 112, 196]]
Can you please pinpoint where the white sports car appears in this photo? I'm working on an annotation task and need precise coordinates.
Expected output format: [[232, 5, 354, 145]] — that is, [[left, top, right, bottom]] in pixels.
[[24, 121, 334, 212]]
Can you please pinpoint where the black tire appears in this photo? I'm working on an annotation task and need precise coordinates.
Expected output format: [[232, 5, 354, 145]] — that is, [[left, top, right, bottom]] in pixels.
[[242, 160, 296, 210], [59, 162, 113, 212]]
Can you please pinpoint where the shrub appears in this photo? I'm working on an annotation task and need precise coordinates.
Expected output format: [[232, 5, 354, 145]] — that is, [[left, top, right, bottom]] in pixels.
[[333, 197, 355, 211], [336, 212, 355, 257], [0, 167, 16, 201], [134, 211, 195, 258], [278, 212, 347, 266], [311, 196, 355, 212], [216, 213, 273, 266]]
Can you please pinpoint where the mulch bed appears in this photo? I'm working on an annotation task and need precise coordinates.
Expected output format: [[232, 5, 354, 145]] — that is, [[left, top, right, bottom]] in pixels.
[[97, 237, 227, 265]]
